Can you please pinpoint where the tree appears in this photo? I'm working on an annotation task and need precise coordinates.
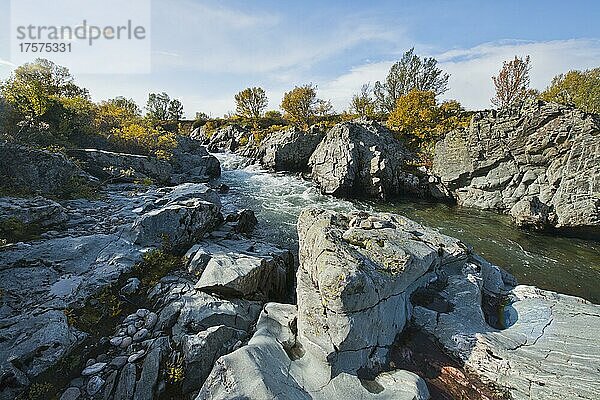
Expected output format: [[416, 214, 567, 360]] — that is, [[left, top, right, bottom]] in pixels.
[[350, 83, 376, 117], [387, 90, 468, 142], [540, 68, 600, 114], [281, 84, 318, 127], [374, 48, 449, 113], [146, 92, 171, 120], [234, 87, 268, 119], [1, 58, 88, 120], [167, 99, 184, 121], [491, 55, 532, 108], [108, 97, 141, 116], [315, 99, 334, 117]]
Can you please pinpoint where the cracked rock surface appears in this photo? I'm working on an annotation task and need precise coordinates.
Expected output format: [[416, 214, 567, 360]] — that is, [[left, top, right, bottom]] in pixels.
[[433, 99, 600, 234]]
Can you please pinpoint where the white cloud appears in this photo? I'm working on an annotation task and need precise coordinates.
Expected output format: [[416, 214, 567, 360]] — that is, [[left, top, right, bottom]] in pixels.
[[319, 39, 600, 111]]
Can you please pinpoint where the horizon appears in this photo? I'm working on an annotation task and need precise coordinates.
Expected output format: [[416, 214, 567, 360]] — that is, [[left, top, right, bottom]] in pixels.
[[1, 0, 599, 118]]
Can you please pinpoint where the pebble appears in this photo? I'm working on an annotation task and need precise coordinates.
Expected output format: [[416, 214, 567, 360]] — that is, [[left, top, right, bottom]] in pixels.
[[86, 375, 105, 396], [136, 308, 149, 318], [110, 336, 123, 347], [96, 353, 109, 363], [127, 350, 145, 363], [127, 324, 137, 336], [81, 362, 107, 376], [144, 312, 158, 330], [133, 328, 149, 342], [109, 355, 129, 370], [123, 314, 138, 324], [59, 387, 81, 400], [134, 320, 144, 328], [69, 377, 84, 388], [120, 336, 133, 348], [85, 358, 96, 367]]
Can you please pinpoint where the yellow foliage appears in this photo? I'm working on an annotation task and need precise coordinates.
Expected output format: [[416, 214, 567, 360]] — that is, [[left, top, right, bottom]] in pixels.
[[387, 90, 468, 143], [110, 123, 177, 159], [540, 68, 600, 114]]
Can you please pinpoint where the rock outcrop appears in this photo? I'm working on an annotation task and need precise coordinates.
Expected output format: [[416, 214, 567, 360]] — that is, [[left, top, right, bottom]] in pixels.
[[205, 125, 248, 153], [433, 99, 600, 235], [0, 183, 224, 399], [0, 197, 68, 240], [67, 148, 173, 184], [309, 120, 424, 199], [0, 141, 95, 197], [68, 138, 220, 186], [198, 208, 600, 400], [259, 127, 324, 172]]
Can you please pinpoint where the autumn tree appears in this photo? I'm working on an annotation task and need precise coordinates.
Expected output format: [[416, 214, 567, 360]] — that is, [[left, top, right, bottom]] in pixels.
[[387, 90, 468, 142], [491, 55, 532, 108], [350, 83, 376, 117], [281, 84, 319, 127], [374, 48, 449, 113], [540, 68, 600, 114], [234, 87, 268, 119]]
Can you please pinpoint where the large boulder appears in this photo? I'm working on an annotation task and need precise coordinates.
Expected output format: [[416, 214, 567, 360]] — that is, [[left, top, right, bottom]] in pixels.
[[206, 125, 248, 153], [169, 136, 221, 183], [296, 208, 467, 375], [259, 126, 324, 172], [309, 120, 423, 199], [132, 187, 222, 250], [67, 148, 173, 184], [433, 99, 600, 235], [0, 141, 94, 197]]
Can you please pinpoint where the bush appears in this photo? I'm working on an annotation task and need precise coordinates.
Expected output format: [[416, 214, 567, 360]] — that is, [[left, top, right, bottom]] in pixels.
[[109, 123, 178, 159], [540, 68, 600, 114]]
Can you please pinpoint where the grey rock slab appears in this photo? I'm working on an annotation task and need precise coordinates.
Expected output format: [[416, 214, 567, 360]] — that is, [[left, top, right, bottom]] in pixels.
[[113, 362, 136, 400]]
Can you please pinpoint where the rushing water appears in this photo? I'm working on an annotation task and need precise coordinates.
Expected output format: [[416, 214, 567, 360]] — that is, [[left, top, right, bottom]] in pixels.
[[214, 153, 600, 304]]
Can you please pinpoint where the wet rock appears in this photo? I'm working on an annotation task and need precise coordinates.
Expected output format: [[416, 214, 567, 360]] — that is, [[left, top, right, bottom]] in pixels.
[[510, 196, 553, 230], [228, 209, 258, 234]]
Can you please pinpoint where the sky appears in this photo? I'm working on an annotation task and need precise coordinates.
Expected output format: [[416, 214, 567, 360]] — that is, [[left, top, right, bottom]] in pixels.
[[0, 0, 599, 118]]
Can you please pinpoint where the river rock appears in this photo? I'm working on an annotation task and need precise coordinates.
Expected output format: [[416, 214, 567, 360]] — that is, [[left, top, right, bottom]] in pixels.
[[67, 148, 173, 184], [296, 208, 467, 374], [81, 362, 107, 376], [259, 126, 324, 172], [181, 325, 246, 394], [169, 136, 221, 183], [206, 124, 248, 153], [0, 197, 68, 234], [0, 141, 95, 197], [132, 197, 221, 249], [309, 120, 422, 199], [86, 375, 105, 396], [188, 238, 294, 301], [59, 387, 81, 400], [433, 99, 600, 235], [413, 265, 600, 399], [197, 303, 430, 400]]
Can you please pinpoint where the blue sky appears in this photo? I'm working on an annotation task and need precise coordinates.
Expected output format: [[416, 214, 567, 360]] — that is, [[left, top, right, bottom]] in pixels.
[[1, 0, 599, 117]]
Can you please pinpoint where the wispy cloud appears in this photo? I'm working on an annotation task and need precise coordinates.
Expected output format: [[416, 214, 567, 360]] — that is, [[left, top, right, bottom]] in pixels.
[[319, 39, 600, 112]]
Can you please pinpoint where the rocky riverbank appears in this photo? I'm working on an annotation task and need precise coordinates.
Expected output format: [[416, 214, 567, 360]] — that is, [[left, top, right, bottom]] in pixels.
[[1, 105, 599, 400]]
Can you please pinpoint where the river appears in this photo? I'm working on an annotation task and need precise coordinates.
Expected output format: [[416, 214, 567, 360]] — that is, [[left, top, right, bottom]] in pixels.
[[214, 152, 600, 304]]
